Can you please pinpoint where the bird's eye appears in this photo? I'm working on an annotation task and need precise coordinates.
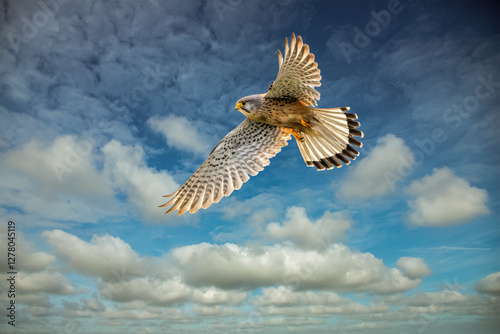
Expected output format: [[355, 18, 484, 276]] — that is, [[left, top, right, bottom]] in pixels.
[[241, 101, 247, 106]]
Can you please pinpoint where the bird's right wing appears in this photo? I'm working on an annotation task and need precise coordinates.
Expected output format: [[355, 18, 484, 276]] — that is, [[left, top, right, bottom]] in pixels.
[[160, 118, 292, 215], [265, 33, 322, 106]]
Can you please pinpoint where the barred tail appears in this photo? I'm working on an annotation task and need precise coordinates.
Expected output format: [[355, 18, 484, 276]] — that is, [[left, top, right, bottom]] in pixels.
[[297, 106, 363, 171]]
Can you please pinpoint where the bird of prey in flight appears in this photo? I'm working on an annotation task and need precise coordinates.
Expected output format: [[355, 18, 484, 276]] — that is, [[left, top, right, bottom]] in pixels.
[[160, 33, 363, 215]]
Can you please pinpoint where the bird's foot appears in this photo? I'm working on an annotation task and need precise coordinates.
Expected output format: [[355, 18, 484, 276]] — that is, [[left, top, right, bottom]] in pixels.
[[284, 127, 305, 142], [300, 118, 313, 128], [292, 129, 304, 142]]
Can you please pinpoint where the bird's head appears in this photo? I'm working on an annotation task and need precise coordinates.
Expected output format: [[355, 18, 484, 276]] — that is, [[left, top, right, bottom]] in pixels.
[[235, 94, 263, 116]]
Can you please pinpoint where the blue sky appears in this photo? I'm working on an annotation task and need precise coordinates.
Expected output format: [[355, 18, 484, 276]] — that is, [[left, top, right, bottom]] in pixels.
[[0, 0, 499, 333]]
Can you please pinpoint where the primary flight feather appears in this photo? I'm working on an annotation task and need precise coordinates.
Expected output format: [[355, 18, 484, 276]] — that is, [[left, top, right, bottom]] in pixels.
[[160, 33, 364, 215]]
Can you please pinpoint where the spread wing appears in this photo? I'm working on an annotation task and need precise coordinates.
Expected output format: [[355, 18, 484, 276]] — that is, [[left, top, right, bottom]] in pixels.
[[265, 33, 322, 106], [160, 118, 292, 215]]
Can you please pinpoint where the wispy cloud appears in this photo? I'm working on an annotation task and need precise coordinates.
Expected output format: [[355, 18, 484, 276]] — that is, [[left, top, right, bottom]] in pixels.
[[401, 246, 493, 252], [148, 115, 213, 156]]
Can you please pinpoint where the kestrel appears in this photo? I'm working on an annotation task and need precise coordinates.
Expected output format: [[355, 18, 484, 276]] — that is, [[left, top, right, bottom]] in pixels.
[[160, 33, 363, 215]]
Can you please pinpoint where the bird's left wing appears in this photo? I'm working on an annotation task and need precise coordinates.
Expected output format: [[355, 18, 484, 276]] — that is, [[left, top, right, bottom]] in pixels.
[[160, 118, 292, 215], [265, 33, 322, 106]]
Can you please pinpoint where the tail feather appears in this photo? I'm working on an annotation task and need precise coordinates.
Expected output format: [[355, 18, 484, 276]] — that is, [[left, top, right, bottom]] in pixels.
[[342, 148, 356, 160], [296, 106, 363, 171], [314, 126, 345, 154], [345, 144, 359, 156], [349, 135, 363, 148], [348, 119, 360, 128]]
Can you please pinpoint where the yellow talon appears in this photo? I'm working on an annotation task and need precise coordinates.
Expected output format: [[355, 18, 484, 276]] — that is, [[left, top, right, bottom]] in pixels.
[[300, 118, 312, 128], [284, 127, 305, 142], [292, 129, 304, 142]]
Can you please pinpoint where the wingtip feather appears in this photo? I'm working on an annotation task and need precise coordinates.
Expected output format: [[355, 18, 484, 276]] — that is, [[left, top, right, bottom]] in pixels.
[[162, 189, 179, 198]]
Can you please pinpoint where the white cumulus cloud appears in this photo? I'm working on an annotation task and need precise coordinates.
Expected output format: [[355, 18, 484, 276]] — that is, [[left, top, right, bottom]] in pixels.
[[100, 278, 191, 306], [192, 287, 247, 306], [0, 136, 116, 225], [172, 242, 422, 294], [191, 305, 243, 317], [18, 271, 75, 295], [476, 272, 500, 295], [265, 206, 351, 249], [336, 134, 414, 200], [42, 229, 145, 281], [254, 286, 389, 316], [397, 257, 432, 279], [406, 167, 489, 226], [102, 139, 183, 224], [254, 286, 342, 306]]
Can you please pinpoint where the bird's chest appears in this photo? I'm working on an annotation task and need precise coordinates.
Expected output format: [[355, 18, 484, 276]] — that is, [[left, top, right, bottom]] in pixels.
[[256, 98, 307, 126]]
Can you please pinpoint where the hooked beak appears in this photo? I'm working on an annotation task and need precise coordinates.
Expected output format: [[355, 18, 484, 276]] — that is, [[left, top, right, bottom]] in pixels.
[[235, 102, 243, 111]]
